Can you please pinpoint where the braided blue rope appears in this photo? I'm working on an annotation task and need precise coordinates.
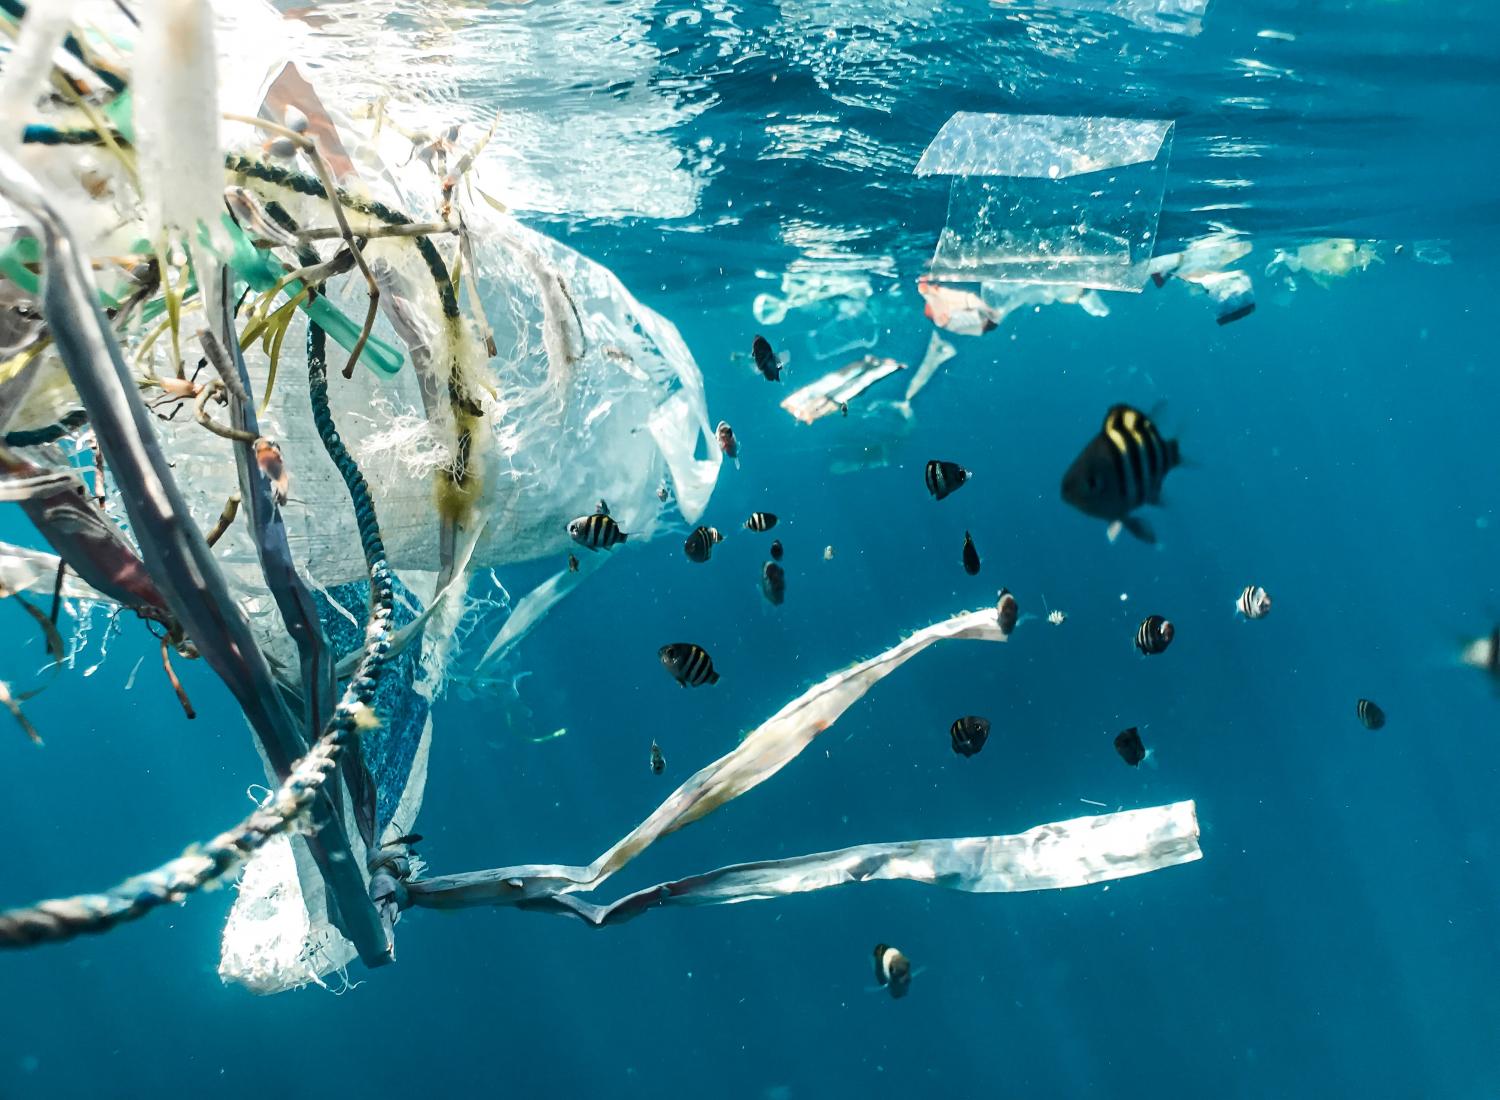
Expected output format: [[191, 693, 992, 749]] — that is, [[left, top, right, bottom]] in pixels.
[[0, 325, 395, 947]]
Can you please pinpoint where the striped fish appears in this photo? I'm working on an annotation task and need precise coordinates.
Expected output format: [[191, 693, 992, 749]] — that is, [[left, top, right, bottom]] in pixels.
[[950, 715, 990, 757], [745, 511, 778, 532], [683, 525, 723, 563], [924, 459, 970, 501], [1236, 584, 1272, 619], [567, 511, 628, 550], [659, 643, 719, 688], [752, 335, 783, 382], [1061, 404, 1181, 544], [649, 741, 665, 775], [1135, 615, 1174, 655], [1356, 698, 1386, 730]]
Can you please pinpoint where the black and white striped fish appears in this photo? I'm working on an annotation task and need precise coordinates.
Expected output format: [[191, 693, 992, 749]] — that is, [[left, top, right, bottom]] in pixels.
[[925, 459, 970, 501], [1356, 698, 1386, 730], [659, 643, 719, 688], [873, 943, 912, 999], [745, 511, 778, 532], [962, 531, 980, 576], [683, 525, 723, 563], [1061, 404, 1181, 544], [1135, 615, 1174, 655], [1236, 585, 1272, 619], [950, 715, 990, 757], [649, 740, 665, 775], [568, 511, 628, 550], [762, 561, 786, 606]]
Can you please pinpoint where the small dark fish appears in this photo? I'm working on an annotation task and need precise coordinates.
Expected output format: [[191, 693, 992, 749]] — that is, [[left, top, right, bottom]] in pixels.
[[716, 420, 739, 460], [656, 482, 670, 502], [950, 715, 990, 757], [752, 334, 782, 381], [962, 531, 980, 576], [1135, 615, 1173, 655], [924, 459, 970, 501], [254, 437, 289, 506], [649, 740, 665, 775], [995, 588, 1018, 636], [762, 561, 786, 606], [387, 833, 424, 847], [568, 511, 628, 550], [568, 553, 580, 573], [1061, 404, 1181, 544], [769, 539, 784, 562], [1356, 698, 1386, 730], [873, 944, 912, 1000], [1114, 727, 1147, 766], [839, 401, 848, 417], [745, 511, 778, 532], [659, 642, 719, 688], [1236, 585, 1271, 619], [684, 525, 724, 563]]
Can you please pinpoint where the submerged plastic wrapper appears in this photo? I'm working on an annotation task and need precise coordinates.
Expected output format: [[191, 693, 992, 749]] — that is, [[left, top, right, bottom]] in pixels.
[[917, 113, 1175, 291], [781, 355, 906, 424], [406, 608, 1201, 919]]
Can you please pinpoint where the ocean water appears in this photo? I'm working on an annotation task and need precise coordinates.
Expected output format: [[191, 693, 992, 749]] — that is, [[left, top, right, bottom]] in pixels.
[[3, 0, 1500, 1096]]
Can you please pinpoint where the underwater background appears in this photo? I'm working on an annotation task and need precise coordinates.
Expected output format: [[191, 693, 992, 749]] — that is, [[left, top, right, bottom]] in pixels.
[[3, 0, 1500, 1095]]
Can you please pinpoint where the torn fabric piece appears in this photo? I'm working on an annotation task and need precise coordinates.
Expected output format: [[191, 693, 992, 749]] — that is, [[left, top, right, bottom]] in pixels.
[[407, 607, 1010, 908], [514, 800, 1203, 926]]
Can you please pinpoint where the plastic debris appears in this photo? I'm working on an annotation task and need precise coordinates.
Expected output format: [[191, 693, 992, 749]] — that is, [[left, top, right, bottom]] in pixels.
[[917, 113, 1175, 291], [781, 355, 906, 424]]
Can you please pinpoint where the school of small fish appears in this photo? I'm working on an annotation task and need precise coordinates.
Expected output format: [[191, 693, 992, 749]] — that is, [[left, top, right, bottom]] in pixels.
[[552, 334, 1499, 999]]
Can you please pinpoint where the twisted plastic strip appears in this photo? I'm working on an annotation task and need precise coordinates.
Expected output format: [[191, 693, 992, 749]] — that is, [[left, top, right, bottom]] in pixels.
[[0, 323, 395, 947]]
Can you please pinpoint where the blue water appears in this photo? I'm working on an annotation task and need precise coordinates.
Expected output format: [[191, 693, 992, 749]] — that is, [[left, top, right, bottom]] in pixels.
[[5, 0, 1500, 1096]]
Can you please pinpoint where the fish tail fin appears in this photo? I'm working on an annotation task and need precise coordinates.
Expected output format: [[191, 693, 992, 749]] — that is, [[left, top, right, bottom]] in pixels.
[[707, 669, 721, 685], [618, 531, 630, 543], [1120, 515, 1157, 544]]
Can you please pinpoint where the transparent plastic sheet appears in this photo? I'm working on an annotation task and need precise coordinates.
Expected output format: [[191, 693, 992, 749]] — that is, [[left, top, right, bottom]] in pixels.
[[780, 355, 905, 425], [0, 0, 719, 990], [992, 0, 1210, 37], [408, 609, 1201, 917], [918, 113, 1175, 291]]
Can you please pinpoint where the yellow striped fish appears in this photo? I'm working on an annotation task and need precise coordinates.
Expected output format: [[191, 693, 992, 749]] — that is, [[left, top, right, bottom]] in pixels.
[[1061, 404, 1181, 544]]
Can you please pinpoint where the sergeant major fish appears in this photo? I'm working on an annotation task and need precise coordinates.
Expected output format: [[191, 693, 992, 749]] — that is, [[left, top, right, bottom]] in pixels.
[[925, 459, 970, 501], [649, 741, 665, 775], [1135, 615, 1174, 655], [1061, 404, 1181, 544], [745, 511, 778, 533], [659, 643, 719, 687], [1236, 584, 1272, 619], [568, 511, 628, 550], [950, 715, 990, 757], [684, 525, 724, 563]]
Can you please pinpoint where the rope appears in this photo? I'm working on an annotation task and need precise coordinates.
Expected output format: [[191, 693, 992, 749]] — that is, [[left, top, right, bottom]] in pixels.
[[0, 323, 395, 947]]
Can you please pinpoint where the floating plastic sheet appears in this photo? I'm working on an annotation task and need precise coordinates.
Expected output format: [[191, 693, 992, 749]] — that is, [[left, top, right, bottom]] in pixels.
[[405, 608, 1202, 921], [1265, 238, 1383, 287], [917, 113, 1175, 291], [781, 355, 906, 424], [905, 332, 956, 402]]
